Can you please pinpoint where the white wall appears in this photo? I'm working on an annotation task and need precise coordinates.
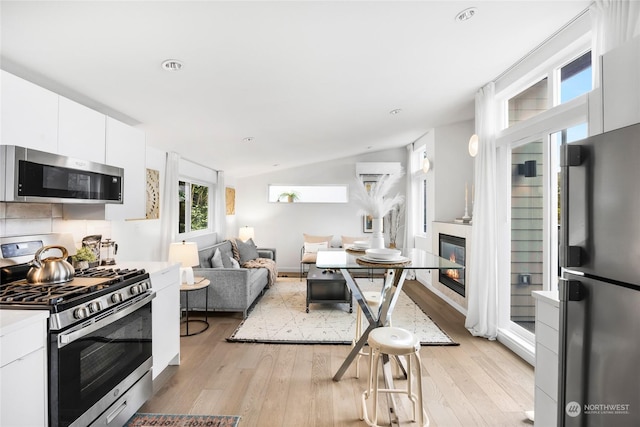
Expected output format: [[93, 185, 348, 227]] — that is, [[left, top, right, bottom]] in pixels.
[[234, 147, 406, 272], [111, 146, 165, 262], [433, 119, 475, 222]]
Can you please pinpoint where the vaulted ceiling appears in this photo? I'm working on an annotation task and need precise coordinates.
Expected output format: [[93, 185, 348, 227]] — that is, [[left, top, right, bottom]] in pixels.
[[0, 1, 590, 177]]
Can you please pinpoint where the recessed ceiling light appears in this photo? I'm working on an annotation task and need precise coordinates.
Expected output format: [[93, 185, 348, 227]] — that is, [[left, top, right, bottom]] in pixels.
[[161, 59, 183, 71], [389, 109, 402, 115], [455, 7, 477, 22], [242, 137, 254, 143]]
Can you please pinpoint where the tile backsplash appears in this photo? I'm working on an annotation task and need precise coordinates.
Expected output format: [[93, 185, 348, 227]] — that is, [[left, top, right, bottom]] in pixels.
[[0, 202, 112, 248]]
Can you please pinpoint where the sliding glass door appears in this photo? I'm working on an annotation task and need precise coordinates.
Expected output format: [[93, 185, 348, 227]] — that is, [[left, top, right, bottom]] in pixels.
[[504, 123, 587, 340], [510, 139, 544, 333]]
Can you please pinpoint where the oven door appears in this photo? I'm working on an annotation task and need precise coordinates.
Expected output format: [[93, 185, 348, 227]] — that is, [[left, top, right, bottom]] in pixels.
[[49, 292, 154, 427]]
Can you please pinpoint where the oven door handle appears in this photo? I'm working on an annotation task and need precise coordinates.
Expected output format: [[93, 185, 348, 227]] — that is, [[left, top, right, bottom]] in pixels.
[[58, 291, 156, 348]]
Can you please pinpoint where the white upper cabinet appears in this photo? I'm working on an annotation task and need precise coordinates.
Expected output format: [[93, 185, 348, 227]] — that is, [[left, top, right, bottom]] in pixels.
[[58, 96, 106, 163], [105, 117, 146, 220], [0, 70, 58, 152], [602, 36, 640, 132]]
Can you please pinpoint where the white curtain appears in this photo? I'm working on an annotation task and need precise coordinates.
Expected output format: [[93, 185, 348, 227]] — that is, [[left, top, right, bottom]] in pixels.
[[403, 144, 417, 280], [591, 0, 640, 85], [403, 144, 416, 250], [465, 82, 499, 339], [160, 151, 180, 261], [215, 171, 226, 241]]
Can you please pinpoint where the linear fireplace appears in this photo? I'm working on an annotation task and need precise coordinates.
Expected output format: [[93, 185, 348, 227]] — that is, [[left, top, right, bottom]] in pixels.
[[439, 233, 466, 297]]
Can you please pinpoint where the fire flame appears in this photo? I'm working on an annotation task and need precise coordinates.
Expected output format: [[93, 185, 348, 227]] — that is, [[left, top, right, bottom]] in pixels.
[[446, 253, 460, 280]]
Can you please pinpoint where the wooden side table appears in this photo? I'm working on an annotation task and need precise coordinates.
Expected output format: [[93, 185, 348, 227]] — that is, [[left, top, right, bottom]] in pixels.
[[180, 278, 210, 337]]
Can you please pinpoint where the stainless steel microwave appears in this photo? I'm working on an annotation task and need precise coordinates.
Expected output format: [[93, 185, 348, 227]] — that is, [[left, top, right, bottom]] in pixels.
[[0, 145, 124, 204]]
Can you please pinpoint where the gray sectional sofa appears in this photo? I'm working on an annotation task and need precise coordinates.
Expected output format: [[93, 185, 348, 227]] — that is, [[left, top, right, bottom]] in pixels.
[[180, 240, 276, 318]]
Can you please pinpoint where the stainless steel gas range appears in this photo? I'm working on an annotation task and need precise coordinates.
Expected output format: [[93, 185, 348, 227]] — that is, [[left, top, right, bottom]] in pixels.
[[0, 234, 155, 427]]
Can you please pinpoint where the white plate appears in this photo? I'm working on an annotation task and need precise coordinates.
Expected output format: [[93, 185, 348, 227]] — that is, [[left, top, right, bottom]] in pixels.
[[365, 248, 402, 260], [359, 255, 410, 264]]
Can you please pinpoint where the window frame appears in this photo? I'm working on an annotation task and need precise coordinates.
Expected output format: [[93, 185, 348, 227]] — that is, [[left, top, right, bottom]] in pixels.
[[178, 177, 214, 238]]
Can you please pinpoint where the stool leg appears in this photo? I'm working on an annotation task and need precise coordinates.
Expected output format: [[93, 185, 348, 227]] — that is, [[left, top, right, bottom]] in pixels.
[[413, 351, 428, 427], [354, 306, 362, 378], [372, 349, 381, 426]]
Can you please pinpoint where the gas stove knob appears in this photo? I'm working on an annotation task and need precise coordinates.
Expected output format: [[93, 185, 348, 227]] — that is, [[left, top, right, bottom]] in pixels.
[[111, 293, 123, 303], [130, 285, 140, 295], [74, 307, 89, 319], [89, 301, 102, 313]]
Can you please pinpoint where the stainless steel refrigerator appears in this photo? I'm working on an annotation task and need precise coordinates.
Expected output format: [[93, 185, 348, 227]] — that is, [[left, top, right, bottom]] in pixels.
[[558, 122, 640, 426]]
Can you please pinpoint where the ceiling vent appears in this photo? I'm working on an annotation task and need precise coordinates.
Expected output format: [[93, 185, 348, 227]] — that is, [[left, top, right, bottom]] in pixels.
[[161, 59, 184, 71]]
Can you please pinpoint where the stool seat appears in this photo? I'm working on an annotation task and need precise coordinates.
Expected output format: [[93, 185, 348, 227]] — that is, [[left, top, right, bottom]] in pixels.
[[361, 326, 429, 427], [363, 291, 381, 306], [368, 326, 420, 355]]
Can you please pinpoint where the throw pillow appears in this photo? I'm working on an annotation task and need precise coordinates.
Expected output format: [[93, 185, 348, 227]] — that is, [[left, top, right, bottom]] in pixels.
[[341, 235, 361, 248], [230, 257, 240, 268], [303, 233, 333, 244], [210, 248, 224, 268], [235, 238, 259, 264], [304, 241, 328, 254]]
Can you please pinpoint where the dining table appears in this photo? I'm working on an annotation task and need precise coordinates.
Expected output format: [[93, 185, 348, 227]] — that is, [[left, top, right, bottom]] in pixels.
[[315, 247, 464, 424]]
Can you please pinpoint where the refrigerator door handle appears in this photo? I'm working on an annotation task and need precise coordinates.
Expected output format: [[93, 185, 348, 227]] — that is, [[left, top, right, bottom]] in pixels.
[[560, 279, 584, 302], [560, 144, 587, 268]]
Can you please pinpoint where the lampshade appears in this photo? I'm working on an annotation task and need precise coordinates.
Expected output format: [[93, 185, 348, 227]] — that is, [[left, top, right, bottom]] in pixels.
[[468, 134, 479, 157], [238, 226, 255, 242], [168, 241, 199, 284]]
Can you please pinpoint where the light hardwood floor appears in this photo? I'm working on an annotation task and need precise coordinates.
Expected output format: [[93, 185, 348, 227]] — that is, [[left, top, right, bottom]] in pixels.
[[142, 280, 535, 427]]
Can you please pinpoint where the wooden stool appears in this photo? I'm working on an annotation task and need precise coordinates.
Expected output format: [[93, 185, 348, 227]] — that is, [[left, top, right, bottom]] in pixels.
[[353, 291, 382, 378], [360, 327, 428, 427]]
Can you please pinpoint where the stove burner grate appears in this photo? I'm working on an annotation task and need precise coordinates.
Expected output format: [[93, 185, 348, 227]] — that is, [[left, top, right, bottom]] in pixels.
[[0, 282, 101, 304]]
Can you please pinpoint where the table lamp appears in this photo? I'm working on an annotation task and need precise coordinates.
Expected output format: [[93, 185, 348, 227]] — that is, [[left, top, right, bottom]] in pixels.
[[238, 226, 255, 242], [169, 241, 199, 284]]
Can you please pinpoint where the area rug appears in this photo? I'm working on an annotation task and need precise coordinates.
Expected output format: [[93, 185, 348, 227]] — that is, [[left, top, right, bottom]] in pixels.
[[227, 278, 457, 345], [125, 413, 240, 427]]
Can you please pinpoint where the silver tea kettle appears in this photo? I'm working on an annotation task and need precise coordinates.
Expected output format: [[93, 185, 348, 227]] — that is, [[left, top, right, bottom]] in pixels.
[[27, 245, 75, 284]]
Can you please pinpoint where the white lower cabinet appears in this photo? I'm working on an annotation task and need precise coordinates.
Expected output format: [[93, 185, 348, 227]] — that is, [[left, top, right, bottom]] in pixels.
[[533, 291, 559, 427], [150, 264, 181, 379], [0, 310, 49, 427]]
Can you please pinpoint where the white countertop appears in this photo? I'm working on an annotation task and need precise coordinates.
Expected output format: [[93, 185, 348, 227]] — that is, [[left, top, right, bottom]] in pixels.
[[532, 290, 559, 307], [0, 309, 49, 336]]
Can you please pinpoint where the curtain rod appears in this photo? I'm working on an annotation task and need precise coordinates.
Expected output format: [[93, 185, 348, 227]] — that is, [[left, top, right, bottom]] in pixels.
[[492, 5, 592, 83]]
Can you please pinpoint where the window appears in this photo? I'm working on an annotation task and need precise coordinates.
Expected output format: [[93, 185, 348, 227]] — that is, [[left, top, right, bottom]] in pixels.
[[506, 51, 592, 128], [559, 51, 592, 103], [267, 185, 348, 203], [508, 78, 549, 126], [179, 180, 210, 234]]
